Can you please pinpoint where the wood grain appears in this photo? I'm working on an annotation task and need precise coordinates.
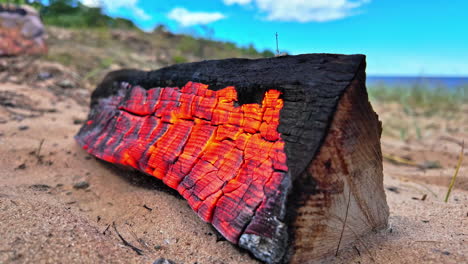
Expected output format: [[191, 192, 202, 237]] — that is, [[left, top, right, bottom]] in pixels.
[[287, 65, 389, 263]]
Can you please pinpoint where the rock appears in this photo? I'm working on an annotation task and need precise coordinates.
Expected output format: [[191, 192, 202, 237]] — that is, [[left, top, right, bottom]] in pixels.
[[38, 71, 53, 80], [15, 163, 27, 170], [73, 118, 84, 125], [0, 4, 47, 56], [30, 184, 51, 191], [73, 181, 90, 190], [57, 79, 75, 89], [153, 258, 176, 264]]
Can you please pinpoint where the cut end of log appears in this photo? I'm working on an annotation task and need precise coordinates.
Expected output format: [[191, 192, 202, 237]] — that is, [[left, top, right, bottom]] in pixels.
[[286, 62, 389, 263], [75, 54, 389, 263]]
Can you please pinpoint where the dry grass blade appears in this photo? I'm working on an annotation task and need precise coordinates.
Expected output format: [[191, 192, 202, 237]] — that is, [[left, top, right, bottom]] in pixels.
[[383, 153, 418, 166], [444, 140, 464, 202]]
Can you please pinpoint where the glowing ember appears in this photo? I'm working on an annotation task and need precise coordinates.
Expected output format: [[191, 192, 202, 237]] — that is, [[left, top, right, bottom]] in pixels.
[[77, 81, 288, 242]]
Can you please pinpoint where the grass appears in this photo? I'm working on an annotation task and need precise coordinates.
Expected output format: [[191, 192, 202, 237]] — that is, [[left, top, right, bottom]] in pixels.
[[368, 82, 467, 141], [368, 83, 467, 116], [172, 55, 188, 64], [45, 52, 74, 66], [444, 141, 464, 202], [41, 26, 276, 90]]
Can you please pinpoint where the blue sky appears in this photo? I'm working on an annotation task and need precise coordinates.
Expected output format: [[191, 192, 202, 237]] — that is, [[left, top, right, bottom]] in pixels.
[[80, 0, 468, 77]]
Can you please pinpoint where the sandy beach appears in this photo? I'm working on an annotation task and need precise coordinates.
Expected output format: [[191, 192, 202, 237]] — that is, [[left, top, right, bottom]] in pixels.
[[0, 80, 466, 264]]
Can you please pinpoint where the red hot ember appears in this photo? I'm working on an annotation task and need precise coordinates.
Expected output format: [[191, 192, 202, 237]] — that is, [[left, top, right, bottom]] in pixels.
[[78, 81, 288, 243]]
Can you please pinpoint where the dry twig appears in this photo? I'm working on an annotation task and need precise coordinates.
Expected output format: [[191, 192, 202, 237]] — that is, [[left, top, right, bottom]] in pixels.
[[113, 222, 144, 255]]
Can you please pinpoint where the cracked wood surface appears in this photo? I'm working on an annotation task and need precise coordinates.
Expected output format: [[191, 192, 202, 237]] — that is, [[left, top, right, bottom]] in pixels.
[[76, 81, 288, 247]]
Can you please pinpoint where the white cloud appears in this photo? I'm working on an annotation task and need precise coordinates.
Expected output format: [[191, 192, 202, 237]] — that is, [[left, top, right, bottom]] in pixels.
[[223, 0, 253, 5], [80, 0, 99, 7], [132, 7, 151, 20], [223, 0, 370, 22], [80, 0, 151, 20], [168, 8, 226, 27]]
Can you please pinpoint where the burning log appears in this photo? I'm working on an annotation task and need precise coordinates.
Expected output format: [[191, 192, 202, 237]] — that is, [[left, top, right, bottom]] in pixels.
[[0, 4, 47, 56], [76, 54, 389, 263]]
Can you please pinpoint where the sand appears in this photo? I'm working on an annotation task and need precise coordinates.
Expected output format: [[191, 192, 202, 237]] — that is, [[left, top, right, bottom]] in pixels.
[[0, 82, 466, 264]]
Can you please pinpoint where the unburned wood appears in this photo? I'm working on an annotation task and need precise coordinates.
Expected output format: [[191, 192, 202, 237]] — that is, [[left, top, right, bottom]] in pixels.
[[287, 64, 389, 263]]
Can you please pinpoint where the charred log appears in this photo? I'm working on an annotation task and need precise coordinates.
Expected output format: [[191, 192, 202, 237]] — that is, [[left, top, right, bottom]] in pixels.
[[75, 53, 389, 263]]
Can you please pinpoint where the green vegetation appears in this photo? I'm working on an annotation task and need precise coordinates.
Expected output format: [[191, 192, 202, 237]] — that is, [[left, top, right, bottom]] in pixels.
[[172, 55, 188, 64], [41, 1, 137, 29], [0, 0, 137, 29], [38, 26, 275, 88], [170, 34, 273, 60], [3, 0, 275, 64], [45, 52, 73, 66], [368, 82, 467, 141], [20, 0, 138, 29], [368, 83, 467, 116]]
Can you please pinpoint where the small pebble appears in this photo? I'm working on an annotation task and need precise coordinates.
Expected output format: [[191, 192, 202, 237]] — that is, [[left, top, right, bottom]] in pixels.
[[57, 79, 75, 89], [153, 258, 175, 264], [73, 181, 90, 189], [30, 184, 51, 191], [38, 71, 52, 80], [15, 163, 27, 170], [386, 186, 399, 193], [73, 119, 84, 125]]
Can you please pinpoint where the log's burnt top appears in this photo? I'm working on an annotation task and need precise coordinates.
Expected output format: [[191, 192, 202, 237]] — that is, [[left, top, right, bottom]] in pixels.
[[93, 53, 364, 105], [91, 53, 365, 178], [80, 53, 366, 263]]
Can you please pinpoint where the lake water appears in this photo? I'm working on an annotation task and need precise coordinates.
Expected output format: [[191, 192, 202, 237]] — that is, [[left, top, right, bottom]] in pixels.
[[367, 76, 468, 89]]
